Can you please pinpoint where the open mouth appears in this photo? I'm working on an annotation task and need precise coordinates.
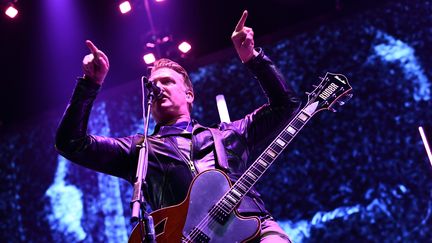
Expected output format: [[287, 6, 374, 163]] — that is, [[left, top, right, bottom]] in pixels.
[[157, 96, 169, 103]]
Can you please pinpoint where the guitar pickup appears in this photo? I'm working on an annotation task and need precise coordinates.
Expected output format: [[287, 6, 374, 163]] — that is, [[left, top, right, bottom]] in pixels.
[[209, 205, 230, 225], [189, 227, 210, 243]]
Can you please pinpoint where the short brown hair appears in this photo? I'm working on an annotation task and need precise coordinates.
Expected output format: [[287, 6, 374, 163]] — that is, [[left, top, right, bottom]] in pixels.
[[150, 58, 194, 93], [150, 58, 194, 112]]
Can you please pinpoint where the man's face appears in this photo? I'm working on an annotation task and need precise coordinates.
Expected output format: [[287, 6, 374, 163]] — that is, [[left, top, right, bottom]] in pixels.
[[149, 67, 194, 124]]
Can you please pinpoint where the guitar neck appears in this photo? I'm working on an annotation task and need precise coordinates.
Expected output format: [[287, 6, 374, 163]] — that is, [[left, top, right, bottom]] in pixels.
[[216, 105, 318, 213]]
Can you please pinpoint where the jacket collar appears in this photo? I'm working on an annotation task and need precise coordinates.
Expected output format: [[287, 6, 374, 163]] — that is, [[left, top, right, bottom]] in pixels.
[[153, 119, 198, 137]]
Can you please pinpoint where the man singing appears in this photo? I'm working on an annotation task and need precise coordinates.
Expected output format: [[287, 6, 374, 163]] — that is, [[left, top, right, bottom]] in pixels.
[[56, 11, 299, 242]]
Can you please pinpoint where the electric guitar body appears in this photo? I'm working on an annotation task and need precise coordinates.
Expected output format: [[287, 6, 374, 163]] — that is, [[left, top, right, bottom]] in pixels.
[[129, 170, 260, 243]]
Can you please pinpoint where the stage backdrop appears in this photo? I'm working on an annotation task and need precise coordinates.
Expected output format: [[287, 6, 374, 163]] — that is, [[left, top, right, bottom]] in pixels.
[[1, 0, 431, 242]]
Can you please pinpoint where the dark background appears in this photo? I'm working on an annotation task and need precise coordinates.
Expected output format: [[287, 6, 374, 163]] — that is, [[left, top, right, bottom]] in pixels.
[[0, 0, 386, 127], [1, 0, 432, 242]]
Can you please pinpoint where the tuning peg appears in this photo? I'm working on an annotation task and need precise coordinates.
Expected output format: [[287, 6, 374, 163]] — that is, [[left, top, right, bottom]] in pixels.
[[329, 107, 337, 112], [305, 92, 313, 96], [312, 85, 319, 89], [337, 93, 353, 106], [319, 76, 325, 81]]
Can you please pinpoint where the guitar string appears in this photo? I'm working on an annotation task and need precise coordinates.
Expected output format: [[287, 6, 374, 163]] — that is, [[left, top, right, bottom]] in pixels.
[[186, 113, 309, 241]]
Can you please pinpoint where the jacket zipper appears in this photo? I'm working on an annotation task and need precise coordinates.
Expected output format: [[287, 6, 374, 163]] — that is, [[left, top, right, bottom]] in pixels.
[[167, 137, 198, 176], [188, 140, 196, 175]]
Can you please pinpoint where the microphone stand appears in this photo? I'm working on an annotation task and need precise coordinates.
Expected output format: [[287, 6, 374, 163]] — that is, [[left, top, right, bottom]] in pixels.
[[130, 76, 156, 243]]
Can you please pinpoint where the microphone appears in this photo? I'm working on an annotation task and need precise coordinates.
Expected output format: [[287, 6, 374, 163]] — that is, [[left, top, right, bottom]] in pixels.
[[142, 76, 163, 100]]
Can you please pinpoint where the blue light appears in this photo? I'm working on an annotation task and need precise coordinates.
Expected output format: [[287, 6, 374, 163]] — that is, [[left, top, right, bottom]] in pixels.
[[45, 155, 86, 241], [45, 102, 129, 241], [89, 102, 129, 242], [373, 31, 430, 101], [278, 195, 393, 242]]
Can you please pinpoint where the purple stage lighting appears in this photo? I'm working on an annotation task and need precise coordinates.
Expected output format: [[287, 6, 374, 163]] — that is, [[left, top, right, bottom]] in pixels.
[[119, 1, 132, 14], [143, 53, 156, 64], [146, 42, 156, 48], [5, 5, 18, 18], [178, 41, 191, 54]]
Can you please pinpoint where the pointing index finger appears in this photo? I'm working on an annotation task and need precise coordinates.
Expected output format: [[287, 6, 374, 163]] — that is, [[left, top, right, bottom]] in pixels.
[[86, 40, 99, 56], [234, 10, 248, 32]]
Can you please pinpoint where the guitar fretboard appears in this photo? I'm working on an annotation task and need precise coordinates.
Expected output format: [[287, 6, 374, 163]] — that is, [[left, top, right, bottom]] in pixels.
[[213, 106, 316, 215]]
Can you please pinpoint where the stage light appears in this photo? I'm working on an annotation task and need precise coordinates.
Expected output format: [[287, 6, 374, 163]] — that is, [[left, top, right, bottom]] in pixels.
[[5, 5, 18, 18], [216, 95, 231, 123], [119, 1, 132, 14], [161, 36, 171, 43], [419, 126, 432, 166], [146, 42, 155, 48], [178, 41, 191, 54], [143, 53, 156, 64], [155, 0, 165, 2]]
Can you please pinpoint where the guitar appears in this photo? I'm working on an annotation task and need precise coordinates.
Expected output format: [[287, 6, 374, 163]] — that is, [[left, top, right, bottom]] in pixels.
[[129, 72, 353, 243]]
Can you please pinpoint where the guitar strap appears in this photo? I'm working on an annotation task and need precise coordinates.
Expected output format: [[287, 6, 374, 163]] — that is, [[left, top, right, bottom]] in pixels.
[[208, 127, 229, 171]]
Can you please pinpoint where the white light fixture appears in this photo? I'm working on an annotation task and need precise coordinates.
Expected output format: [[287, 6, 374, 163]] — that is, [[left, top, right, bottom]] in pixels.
[[5, 5, 18, 18], [119, 1, 132, 14], [143, 53, 156, 64], [178, 41, 191, 54]]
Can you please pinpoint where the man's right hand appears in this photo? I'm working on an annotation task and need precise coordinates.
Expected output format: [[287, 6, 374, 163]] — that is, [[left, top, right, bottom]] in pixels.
[[82, 40, 109, 85]]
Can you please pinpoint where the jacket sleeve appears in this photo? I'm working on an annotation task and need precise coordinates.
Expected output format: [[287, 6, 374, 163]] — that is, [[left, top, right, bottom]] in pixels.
[[230, 48, 301, 151], [55, 77, 136, 181]]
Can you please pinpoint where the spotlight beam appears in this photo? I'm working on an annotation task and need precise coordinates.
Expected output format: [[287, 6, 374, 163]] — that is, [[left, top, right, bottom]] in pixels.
[[144, 0, 160, 57]]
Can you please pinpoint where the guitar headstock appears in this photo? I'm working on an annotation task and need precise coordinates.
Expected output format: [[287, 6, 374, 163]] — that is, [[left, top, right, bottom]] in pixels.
[[304, 72, 353, 116]]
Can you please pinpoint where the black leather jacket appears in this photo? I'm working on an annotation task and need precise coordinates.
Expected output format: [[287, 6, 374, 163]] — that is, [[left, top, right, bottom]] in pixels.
[[55, 49, 300, 216]]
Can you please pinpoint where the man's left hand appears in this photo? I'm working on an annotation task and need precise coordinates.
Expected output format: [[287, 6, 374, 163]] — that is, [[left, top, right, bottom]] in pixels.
[[231, 10, 259, 63]]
